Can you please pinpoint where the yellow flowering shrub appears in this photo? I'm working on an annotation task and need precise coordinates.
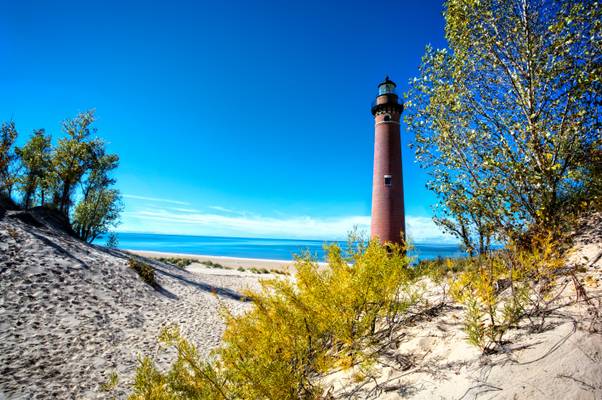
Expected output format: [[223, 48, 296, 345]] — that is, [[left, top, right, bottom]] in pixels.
[[450, 234, 566, 353], [129, 239, 420, 399]]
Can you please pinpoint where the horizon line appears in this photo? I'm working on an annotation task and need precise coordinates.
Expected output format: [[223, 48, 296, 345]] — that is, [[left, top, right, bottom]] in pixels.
[[105, 230, 460, 246]]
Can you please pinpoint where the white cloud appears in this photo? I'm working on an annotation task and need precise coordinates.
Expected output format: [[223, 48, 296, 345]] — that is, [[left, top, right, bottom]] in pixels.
[[405, 216, 456, 244], [208, 205, 241, 214], [119, 206, 456, 243], [171, 207, 202, 213], [123, 194, 190, 206]]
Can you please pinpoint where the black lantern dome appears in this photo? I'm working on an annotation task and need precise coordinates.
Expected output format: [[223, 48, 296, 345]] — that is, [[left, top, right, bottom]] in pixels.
[[371, 75, 403, 116], [377, 76, 396, 95]]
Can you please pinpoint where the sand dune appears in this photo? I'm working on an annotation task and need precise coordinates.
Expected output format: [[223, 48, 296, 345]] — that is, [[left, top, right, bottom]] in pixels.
[[0, 210, 262, 399], [322, 215, 602, 399], [1, 209, 600, 399]]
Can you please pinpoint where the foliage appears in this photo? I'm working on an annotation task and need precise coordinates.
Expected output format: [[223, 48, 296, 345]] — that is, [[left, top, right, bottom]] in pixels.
[[0, 121, 19, 199], [72, 133, 121, 242], [584, 137, 602, 211], [152, 258, 290, 276], [80, 139, 119, 198], [414, 255, 472, 276], [201, 260, 226, 269], [52, 110, 100, 214], [129, 239, 421, 399], [414, 256, 472, 300], [129, 258, 157, 287], [248, 267, 270, 274], [106, 232, 119, 249], [15, 129, 53, 209], [449, 234, 565, 352], [405, 0, 601, 251], [101, 371, 119, 392], [72, 187, 122, 243], [270, 269, 289, 276], [158, 257, 197, 269], [0, 110, 122, 242]]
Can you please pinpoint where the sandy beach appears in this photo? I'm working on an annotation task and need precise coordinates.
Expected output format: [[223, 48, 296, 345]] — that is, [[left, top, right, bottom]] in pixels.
[[128, 250, 304, 274], [1, 209, 600, 399]]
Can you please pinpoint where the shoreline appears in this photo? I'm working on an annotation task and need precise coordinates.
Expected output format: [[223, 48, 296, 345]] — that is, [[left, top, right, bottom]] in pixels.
[[127, 249, 302, 272]]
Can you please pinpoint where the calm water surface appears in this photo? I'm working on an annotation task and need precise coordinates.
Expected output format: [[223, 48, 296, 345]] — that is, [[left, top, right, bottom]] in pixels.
[[97, 232, 465, 262]]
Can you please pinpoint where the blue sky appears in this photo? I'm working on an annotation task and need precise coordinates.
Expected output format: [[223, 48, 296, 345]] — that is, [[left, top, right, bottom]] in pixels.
[[0, 0, 453, 242]]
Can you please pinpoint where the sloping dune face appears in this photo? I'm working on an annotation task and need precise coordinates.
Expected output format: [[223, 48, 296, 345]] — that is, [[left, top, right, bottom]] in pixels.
[[323, 215, 602, 400], [0, 210, 256, 399], [1, 209, 601, 400]]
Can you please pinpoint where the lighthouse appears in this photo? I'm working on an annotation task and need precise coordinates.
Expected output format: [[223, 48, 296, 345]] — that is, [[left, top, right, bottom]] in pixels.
[[370, 76, 405, 244]]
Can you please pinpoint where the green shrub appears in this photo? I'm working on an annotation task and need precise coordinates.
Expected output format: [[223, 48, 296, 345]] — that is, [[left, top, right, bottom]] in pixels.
[[129, 239, 421, 399], [201, 260, 226, 269], [129, 258, 156, 286], [100, 371, 119, 392], [270, 269, 289, 276], [415, 256, 472, 275], [156, 257, 195, 269], [244, 267, 272, 274], [450, 234, 565, 353], [106, 232, 119, 249]]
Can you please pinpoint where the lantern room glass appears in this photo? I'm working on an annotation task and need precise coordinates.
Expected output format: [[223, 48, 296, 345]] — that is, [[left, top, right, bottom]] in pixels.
[[378, 82, 395, 95]]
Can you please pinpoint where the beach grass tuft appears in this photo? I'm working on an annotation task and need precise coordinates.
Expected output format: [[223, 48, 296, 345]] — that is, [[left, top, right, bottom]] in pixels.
[[155, 257, 195, 269], [100, 371, 119, 392], [200, 260, 227, 269], [128, 258, 156, 286]]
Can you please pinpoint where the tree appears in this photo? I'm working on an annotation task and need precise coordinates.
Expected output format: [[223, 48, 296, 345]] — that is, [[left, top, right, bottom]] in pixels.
[[71, 135, 121, 243], [72, 188, 122, 243], [0, 121, 19, 201], [1, 110, 123, 241], [16, 129, 52, 209], [52, 110, 97, 215], [106, 232, 119, 249], [80, 139, 119, 202], [405, 0, 601, 249]]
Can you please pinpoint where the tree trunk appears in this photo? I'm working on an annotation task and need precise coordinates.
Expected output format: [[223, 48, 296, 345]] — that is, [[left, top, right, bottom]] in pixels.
[[60, 182, 71, 215]]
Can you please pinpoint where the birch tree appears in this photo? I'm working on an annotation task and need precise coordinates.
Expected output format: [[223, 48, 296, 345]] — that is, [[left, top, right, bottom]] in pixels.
[[405, 0, 601, 250]]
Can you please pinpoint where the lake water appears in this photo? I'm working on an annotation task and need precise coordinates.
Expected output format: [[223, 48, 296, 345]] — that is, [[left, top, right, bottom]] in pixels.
[[97, 232, 465, 262]]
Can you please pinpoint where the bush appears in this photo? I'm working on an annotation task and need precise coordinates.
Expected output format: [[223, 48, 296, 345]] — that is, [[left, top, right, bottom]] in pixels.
[[106, 232, 119, 249], [157, 257, 196, 269], [201, 260, 226, 269], [100, 371, 119, 392], [128, 258, 156, 287], [270, 269, 289, 275], [129, 239, 421, 399], [449, 234, 565, 353]]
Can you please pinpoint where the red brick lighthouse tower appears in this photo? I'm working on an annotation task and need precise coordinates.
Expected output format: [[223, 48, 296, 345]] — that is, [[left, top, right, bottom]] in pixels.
[[370, 76, 405, 244]]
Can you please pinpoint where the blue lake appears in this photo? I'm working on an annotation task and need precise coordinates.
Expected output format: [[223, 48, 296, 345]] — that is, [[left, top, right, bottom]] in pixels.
[[96, 232, 465, 262]]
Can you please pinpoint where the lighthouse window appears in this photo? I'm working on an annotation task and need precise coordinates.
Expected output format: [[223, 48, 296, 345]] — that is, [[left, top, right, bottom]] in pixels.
[[379, 83, 395, 95], [384, 175, 392, 187], [384, 114, 391, 122]]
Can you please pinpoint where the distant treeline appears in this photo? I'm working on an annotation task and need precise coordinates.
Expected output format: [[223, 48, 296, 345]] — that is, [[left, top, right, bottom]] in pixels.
[[0, 110, 121, 243]]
